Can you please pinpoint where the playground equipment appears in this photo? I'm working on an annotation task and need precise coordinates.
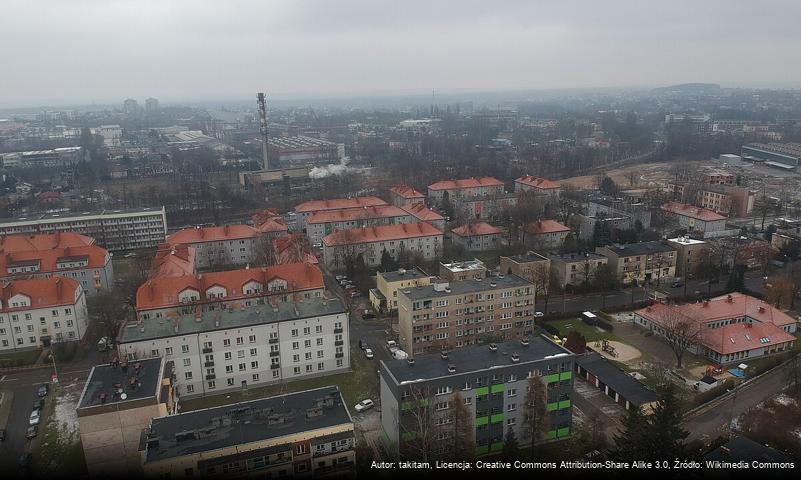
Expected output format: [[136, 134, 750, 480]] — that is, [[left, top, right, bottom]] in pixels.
[[601, 339, 618, 357]]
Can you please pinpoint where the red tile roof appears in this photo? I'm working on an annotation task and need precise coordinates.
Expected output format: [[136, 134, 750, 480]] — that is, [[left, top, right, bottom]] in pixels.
[[294, 196, 388, 213], [523, 220, 571, 235], [167, 225, 260, 245], [136, 262, 324, 311], [0, 232, 95, 252], [0, 245, 109, 276], [400, 203, 444, 222], [390, 185, 426, 199], [1, 277, 80, 310], [636, 293, 796, 355], [662, 202, 728, 221], [515, 175, 560, 189], [306, 205, 411, 225], [428, 177, 504, 190], [451, 222, 501, 237], [150, 243, 196, 278], [322, 222, 443, 247], [273, 234, 319, 265], [251, 208, 289, 234]]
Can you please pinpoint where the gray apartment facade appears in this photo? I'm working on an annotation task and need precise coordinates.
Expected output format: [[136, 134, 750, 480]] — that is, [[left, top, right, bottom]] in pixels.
[[380, 337, 575, 459]]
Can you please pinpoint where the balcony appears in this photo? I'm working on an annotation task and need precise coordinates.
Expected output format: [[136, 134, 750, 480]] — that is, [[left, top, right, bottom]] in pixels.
[[202, 347, 213, 354], [270, 363, 280, 370], [268, 337, 279, 344], [334, 340, 344, 347], [335, 353, 344, 359], [204, 361, 214, 367], [270, 351, 280, 357], [205, 374, 216, 380], [334, 328, 343, 334]]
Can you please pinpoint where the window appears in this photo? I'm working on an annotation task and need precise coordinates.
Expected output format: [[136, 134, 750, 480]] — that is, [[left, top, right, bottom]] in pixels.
[[225, 352, 232, 360], [250, 348, 258, 356], [252, 374, 260, 382], [316, 325, 323, 333], [291, 329, 299, 337], [223, 339, 231, 347], [226, 365, 234, 373], [237, 350, 245, 358], [185, 372, 193, 380], [227, 378, 235, 386], [249, 335, 256, 343], [186, 384, 194, 394], [165, 347, 174, 356], [436, 386, 453, 395], [251, 361, 259, 369], [292, 341, 300, 350], [304, 340, 311, 348], [293, 367, 301, 375], [183, 358, 191, 367], [507, 388, 517, 397], [507, 403, 517, 412], [297, 444, 307, 454], [464, 397, 473, 405], [238, 363, 246, 371], [316, 338, 323, 346], [208, 381, 216, 389]]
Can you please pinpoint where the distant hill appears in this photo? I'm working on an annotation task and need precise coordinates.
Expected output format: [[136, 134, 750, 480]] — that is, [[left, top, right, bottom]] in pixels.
[[650, 83, 722, 95]]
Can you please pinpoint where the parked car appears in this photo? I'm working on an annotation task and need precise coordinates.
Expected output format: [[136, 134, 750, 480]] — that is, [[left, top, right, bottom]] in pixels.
[[671, 280, 684, 288], [358, 339, 369, 350], [349, 290, 361, 298], [534, 311, 545, 318], [37, 384, 49, 397], [354, 399, 374, 412], [386, 340, 397, 350], [312, 242, 322, 249], [25, 425, 38, 439], [335, 275, 347, 281], [339, 279, 351, 287], [0, 428, 6, 442], [364, 348, 374, 359], [392, 349, 408, 360], [29, 410, 41, 426], [362, 312, 376, 320], [32, 398, 44, 411]]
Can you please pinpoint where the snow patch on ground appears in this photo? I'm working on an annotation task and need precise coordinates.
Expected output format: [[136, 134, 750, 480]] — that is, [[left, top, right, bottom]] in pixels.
[[52, 380, 82, 442], [774, 394, 797, 407]]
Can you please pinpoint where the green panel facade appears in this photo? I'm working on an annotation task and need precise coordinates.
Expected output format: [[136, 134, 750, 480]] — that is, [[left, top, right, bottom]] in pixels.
[[490, 383, 505, 394], [559, 371, 572, 381], [476, 416, 489, 426]]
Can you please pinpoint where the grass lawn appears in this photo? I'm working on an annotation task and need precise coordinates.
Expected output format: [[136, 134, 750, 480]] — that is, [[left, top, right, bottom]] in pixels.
[[180, 346, 379, 412], [0, 348, 41, 368], [547, 318, 619, 343], [33, 385, 87, 478]]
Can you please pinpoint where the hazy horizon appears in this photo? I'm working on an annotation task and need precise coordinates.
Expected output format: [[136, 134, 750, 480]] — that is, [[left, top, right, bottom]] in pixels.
[[2, 0, 801, 109]]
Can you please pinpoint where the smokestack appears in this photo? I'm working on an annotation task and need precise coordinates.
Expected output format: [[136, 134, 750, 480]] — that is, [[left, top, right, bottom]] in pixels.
[[257, 92, 270, 171]]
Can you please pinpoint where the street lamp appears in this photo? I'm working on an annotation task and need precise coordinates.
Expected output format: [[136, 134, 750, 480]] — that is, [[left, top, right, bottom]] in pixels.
[[49, 348, 59, 383]]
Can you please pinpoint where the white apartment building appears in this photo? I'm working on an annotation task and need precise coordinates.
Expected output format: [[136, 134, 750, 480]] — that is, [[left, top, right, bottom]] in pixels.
[[0, 277, 89, 352], [118, 296, 350, 398], [166, 225, 263, 269], [293, 197, 389, 230], [321, 223, 443, 270], [305, 205, 416, 245], [0, 207, 167, 252]]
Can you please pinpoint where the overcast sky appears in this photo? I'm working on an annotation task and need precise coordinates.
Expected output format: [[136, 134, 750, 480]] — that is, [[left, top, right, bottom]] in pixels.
[[2, 0, 800, 107]]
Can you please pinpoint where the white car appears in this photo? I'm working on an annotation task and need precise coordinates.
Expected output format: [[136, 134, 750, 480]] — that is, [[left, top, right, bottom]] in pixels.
[[354, 399, 374, 412], [29, 410, 40, 426], [364, 348, 374, 359], [534, 311, 545, 318], [386, 340, 397, 350]]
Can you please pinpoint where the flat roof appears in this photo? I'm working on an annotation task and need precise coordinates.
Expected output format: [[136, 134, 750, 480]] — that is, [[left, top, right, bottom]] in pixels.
[[119, 297, 346, 344], [0, 207, 165, 225], [380, 267, 430, 282], [382, 336, 572, 385], [78, 357, 165, 409], [401, 274, 532, 301], [600, 241, 674, 256], [667, 237, 707, 246], [575, 353, 658, 407], [439, 259, 486, 272], [704, 436, 793, 463], [145, 386, 352, 463], [504, 252, 550, 263], [549, 252, 607, 262]]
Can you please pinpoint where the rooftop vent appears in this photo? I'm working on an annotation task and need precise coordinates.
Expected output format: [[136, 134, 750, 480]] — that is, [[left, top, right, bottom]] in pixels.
[[510, 353, 520, 363], [447, 364, 456, 373], [488, 343, 498, 352], [758, 306, 766, 313]]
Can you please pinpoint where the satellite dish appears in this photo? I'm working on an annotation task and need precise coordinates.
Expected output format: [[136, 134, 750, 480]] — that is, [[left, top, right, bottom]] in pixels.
[[120, 393, 128, 400]]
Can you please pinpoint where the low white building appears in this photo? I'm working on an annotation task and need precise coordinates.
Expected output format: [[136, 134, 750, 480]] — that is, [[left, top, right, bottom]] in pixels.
[[0, 277, 89, 351], [118, 296, 350, 398], [321, 222, 443, 270]]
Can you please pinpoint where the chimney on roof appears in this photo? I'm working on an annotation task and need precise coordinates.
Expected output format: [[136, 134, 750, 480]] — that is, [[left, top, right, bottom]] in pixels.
[[55, 277, 62, 298], [727, 294, 733, 303], [758, 306, 766, 313]]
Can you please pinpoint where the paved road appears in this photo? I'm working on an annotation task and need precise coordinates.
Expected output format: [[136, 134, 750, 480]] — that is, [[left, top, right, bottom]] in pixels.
[[683, 361, 793, 443]]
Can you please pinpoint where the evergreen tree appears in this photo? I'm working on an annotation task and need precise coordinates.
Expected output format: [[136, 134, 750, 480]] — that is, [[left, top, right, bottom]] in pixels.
[[648, 383, 689, 460], [611, 406, 649, 460], [501, 428, 521, 461]]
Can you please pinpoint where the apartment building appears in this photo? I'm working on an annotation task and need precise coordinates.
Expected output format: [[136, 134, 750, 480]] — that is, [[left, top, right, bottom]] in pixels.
[[251, 208, 289, 237], [389, 185, 426, 207], [321, 223, 443, 271], [548, 252, 608, 288], [451, 222, 502, 252], [273, 233, 319, 265], [499, 252, 550, 284], [150, 244, 196, 278], [514, 175, 561, 197], [634, 293, 796, 364], [667, 184, 755, 217], [379, 337, 575, 458], [142, 386, 355, 478], [397, 276, 537, 356], [305, 205, 416, 245], [399, 203, 446, 231], [661, 202, 728, 234], [293, 196, 388, 229], [595, 241, 677, 286], [665, 237, 707, 278], [455, 193, 518, 221], [521, 220, 571, 250], [0, 277, 89, 352], [0, 207, 167, 252], [439, 259, 488, 281], [167, 225, 264, 269], [427, 177, 505, 204], [118, 296, 350, 398], [370, 267, 431, 313], [0, 232, 114, 296], [136, 262, 325, 321], [78, 357, 176, 477]]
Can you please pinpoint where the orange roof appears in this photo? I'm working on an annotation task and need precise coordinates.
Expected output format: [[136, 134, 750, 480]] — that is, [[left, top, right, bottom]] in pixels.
[[1, 277, 80, 311], [452, 222, 501, 237], [273, 234, 319, 265], [322, 222, 442, 246], [636, 293, 796, 355], [150, 243, 196, 278], [400, 203, 444, 222], [523, 220, 570, 235], [390, 185, 425, 199], [167, 224, 260, 245], [0, 245, 109, 276], [251, 208, 288, 234], [428, 177, 504, 190], [306, 205, 411, 225], [294, 196, 388, 213], [0, 232, 95, 253], [662, 202, 728, 221], [136, 262, 324, 311], [515, 175, 560, 189]]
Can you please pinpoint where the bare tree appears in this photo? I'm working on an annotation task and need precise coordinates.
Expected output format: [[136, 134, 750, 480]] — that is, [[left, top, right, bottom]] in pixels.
[[402, 385, 436, 461], [652, 303, 701, 368], [523, 374, 549, 455], [449, 390, 475, 460]]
